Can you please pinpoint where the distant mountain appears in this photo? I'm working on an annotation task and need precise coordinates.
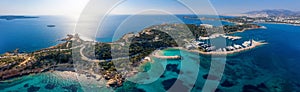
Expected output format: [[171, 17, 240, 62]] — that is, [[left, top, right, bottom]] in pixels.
[[244, 9, 300, 17]]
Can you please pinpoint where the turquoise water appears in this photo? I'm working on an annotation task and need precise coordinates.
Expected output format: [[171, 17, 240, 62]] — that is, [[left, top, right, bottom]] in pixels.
[[0, 72, 84, 92], [1, 15, 300, 91], [116, 23, 300, 91]]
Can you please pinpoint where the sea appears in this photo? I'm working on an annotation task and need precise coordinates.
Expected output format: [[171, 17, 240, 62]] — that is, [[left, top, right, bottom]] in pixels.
[[1, 15, 300, 92]]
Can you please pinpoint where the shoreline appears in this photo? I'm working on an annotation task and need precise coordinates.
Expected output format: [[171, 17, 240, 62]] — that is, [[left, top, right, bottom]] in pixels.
[[227, 27, 262, 34], [151, 50, 181, 59], [259, 22, 300, 26]]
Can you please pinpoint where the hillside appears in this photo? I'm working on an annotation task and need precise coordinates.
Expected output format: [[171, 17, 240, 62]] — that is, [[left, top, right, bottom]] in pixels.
[[245, 9, 300, 17]]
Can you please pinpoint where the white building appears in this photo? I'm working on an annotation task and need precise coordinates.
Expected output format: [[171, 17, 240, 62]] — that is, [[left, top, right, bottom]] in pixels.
[[200, 24, 213, 28]]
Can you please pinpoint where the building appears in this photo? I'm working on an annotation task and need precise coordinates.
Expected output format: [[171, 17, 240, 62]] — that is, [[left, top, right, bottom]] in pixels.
[[200, 24, 213, 28]]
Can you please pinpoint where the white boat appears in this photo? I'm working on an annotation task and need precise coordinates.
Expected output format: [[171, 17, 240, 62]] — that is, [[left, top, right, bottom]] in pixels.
[[233, 44, 243, 49], [242, 41, 251, 47], [260, 26, 267, 29], [222, 48, 227, 51]]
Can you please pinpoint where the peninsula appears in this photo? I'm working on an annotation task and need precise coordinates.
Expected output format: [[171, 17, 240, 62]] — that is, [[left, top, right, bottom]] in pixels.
[[0, 22, 266, 87]]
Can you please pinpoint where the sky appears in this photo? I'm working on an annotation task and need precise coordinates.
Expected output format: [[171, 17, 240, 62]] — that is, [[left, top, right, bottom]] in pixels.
[[0, 0, 300, 16], [0, 0, 89, 16]]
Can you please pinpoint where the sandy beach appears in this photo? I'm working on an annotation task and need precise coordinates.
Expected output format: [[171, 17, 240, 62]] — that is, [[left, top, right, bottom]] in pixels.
[[151, 50, 181, 59]]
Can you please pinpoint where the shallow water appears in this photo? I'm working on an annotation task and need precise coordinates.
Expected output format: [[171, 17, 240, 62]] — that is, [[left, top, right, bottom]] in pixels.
[[0, 72, 84, 92]]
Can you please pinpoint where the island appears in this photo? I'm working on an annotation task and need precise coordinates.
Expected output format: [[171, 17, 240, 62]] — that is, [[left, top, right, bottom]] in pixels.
[[0, 15, 39, 20], [0, 22, 266, 87]]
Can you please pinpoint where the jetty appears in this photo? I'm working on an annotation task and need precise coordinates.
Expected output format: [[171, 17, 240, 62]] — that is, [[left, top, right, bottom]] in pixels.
[[189, 40, 267, 55]]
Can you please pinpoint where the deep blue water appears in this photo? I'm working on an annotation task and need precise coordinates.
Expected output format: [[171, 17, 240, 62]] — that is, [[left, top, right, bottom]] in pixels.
[[97, 15, 233, 42], [120, 23, 300, 91], [0, 15, 232, 53], [233, 23, 300, 77], [0, 16, 75, 54], [1, 15, 300, 91]]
